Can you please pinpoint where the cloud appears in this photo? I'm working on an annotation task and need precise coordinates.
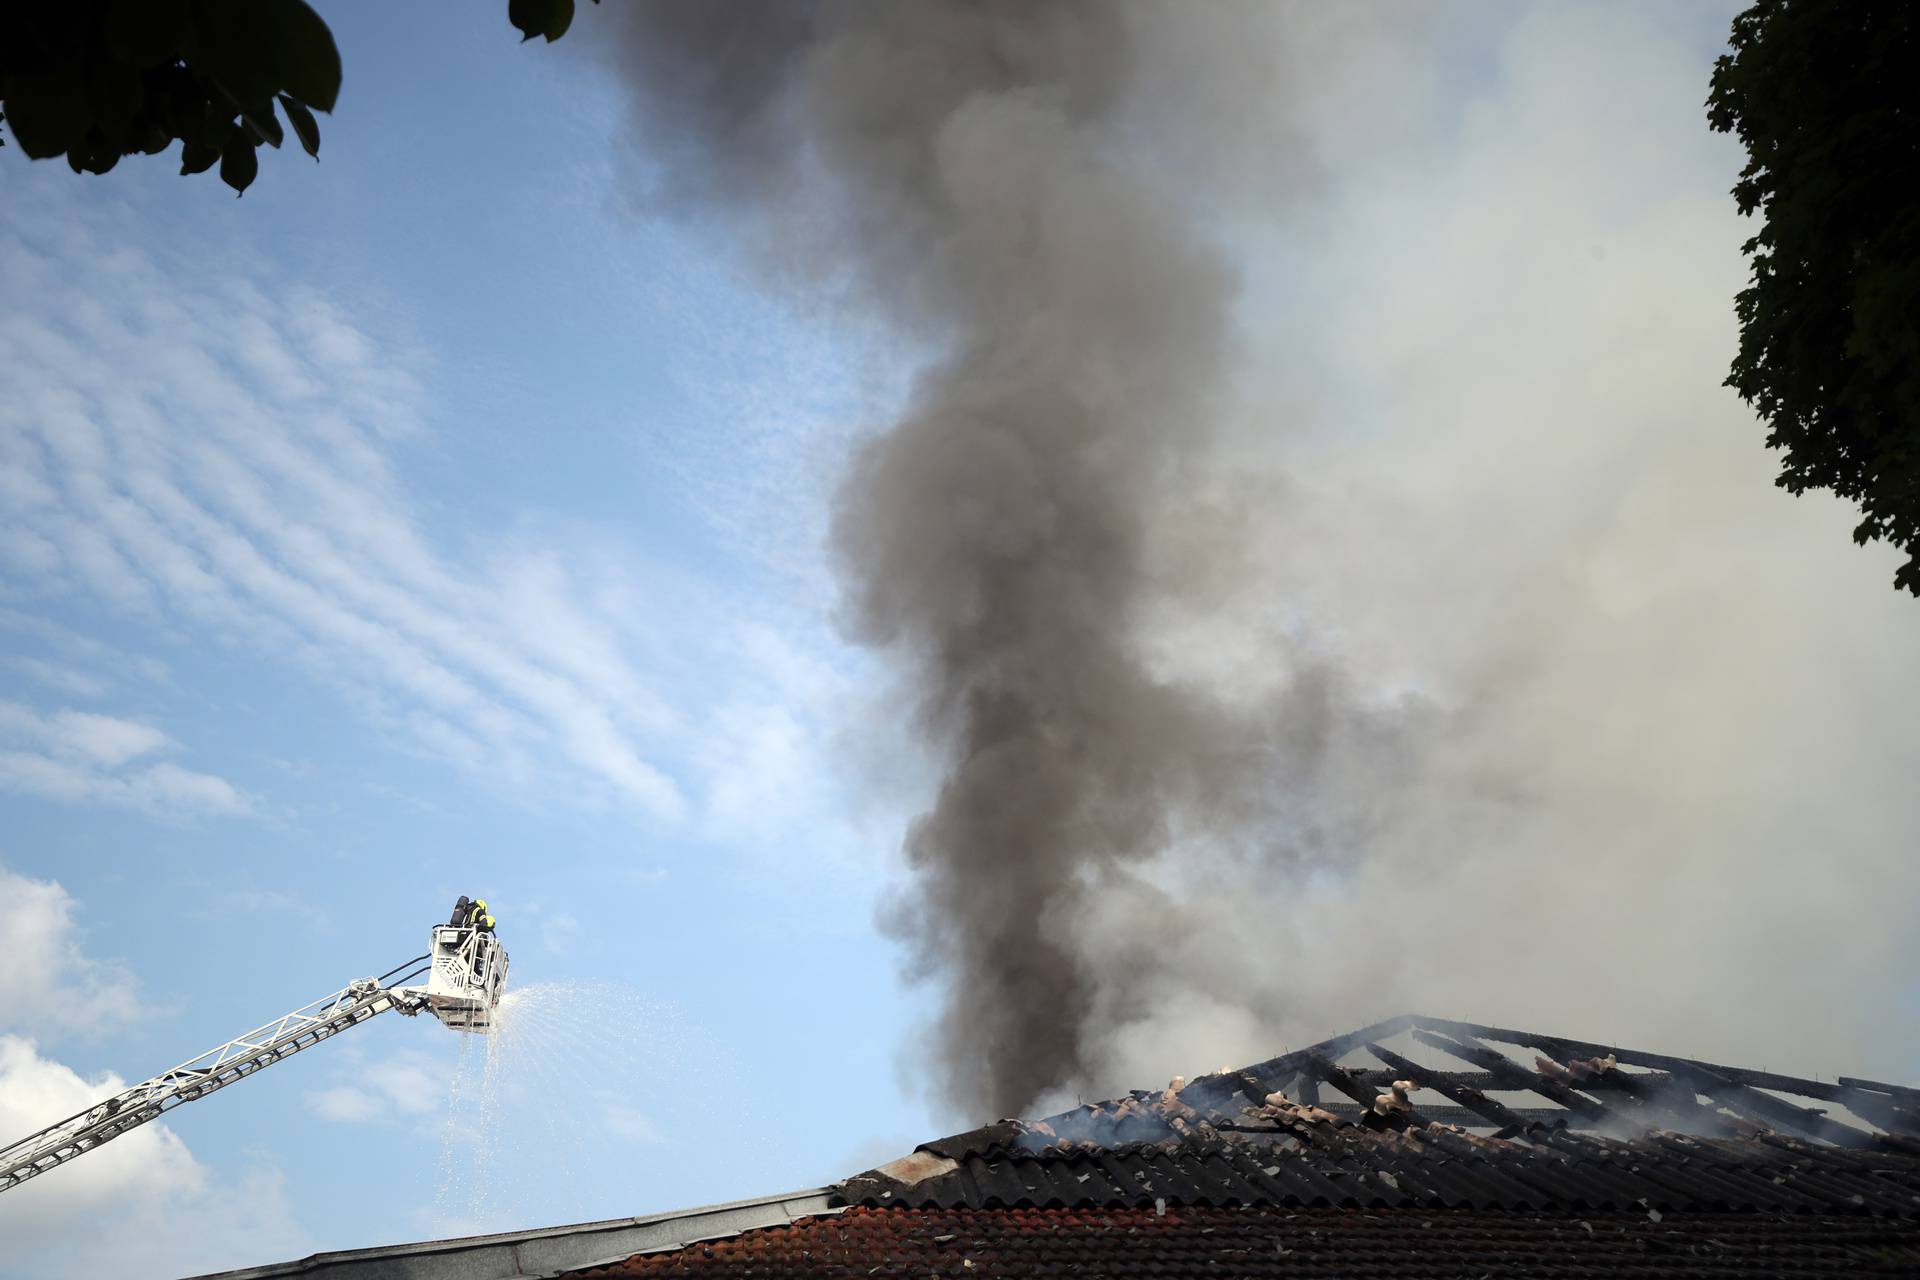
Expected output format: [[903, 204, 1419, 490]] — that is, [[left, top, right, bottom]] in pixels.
[[187, 885, 323, 930], [0, 702, 247, 817], [1, 183, 884, 903], [43, 709, 169, 766], [686, 621, 907, 880], [0, 1036, 308, 1280], [0, 608, 172, 691], [303, 1084, 383, 1124], [302, 1047, 443, 1125], [0, 868, 306, 1279], [0, 195, 696, 819], [0, 703, 168, 764], [599, 1101, 667, 1144], [2, 657, 110, 700], [0, 863, 140, 1036], [0, 1036, 200, 1209], [541, 911, 581, 951]]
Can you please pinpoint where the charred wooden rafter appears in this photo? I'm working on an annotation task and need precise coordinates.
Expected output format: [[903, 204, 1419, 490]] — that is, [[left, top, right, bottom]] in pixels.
[[1361, 1041, 1531, 1131], [1162, 1013, 1902, 1151], [1299, 1053, 1430, 1130]]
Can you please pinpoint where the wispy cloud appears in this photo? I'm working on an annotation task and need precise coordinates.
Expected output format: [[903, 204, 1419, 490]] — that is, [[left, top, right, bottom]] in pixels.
[[186, 884, 322, 929], [1, 200, 692, 819], [0, 186, 896, 898], [0, 607, 172, 693], [0, 702, 246, 818], [303, 1085, 383, 1124], [2, 657, 111, 699], [510, 901, 583, 955], [598, 1100, 667, 1145], [302, 1047, 443, 1125]]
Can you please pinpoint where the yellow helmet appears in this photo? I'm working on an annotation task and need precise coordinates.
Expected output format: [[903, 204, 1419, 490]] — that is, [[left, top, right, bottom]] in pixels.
[[474, 899, 487, 911]]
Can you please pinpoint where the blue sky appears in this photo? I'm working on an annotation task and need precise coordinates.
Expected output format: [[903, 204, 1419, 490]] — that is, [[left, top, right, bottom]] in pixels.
[[1, 6, 933, 1274], [5, 4, 1919, 1278]]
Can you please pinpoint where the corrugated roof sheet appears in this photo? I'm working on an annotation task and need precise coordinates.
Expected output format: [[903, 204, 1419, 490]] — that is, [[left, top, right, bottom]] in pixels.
[[565, 1204, 1920, 1278], [842, 1124, 1920, 1216]]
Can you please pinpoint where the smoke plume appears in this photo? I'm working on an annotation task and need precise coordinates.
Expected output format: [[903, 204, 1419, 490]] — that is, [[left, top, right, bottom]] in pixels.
[[602, 2, 1920, 1119], [599, 2, 1381, 1117]]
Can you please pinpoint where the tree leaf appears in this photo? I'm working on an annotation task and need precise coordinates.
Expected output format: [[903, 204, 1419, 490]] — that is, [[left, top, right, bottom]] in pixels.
[[106, 0, 190, 66], [259, 0, 343, 111], [1708, 0, 1920, 595], [3, 72, 95, 160], [278, 93, 320, 159], [508, 0, 575, 43], [68, 134, 122, 175], [180, 136, 220, 174], [193, 0, 341, 114], [137, 120, 173, 155], [239, 98, 283, 148], [191, 0, 283, 112], [220, 133, 258, 194], [189, 110, 237, 154], [83, 61, 148, 141]]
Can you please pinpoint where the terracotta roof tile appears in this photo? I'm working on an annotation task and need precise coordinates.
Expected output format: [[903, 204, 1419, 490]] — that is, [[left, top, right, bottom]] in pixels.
[[567, 1204, 1920, 1277]]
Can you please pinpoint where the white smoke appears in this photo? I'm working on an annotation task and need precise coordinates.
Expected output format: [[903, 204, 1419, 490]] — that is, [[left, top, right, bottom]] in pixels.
[[1071, 1, 1920, 1098]]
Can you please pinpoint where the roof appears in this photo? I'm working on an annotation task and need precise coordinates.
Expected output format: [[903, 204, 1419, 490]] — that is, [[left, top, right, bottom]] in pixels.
[[194, 1014, 1920, 1280], [566, 1204, 1920, 1278], [839, 1013, 1920, 1218], [1068, 1012, 1920, 1148], [842, 1119, 1920, 1217], [182, 1190, 837, 1280]]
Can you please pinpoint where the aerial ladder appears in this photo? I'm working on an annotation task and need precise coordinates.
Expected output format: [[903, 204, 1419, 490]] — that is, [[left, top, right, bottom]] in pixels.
[[0, 916, 507, 1196]]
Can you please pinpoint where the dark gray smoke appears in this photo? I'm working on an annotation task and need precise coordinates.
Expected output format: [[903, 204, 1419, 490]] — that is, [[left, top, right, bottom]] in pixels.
[[600, 1, 1403, 1117], [596, 1, 1920, 1120]]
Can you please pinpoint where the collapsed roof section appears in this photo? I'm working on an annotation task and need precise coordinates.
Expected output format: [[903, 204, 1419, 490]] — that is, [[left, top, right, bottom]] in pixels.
[[841, 1013, 1920, 1217], [1050, 1012, 1920, 1148]]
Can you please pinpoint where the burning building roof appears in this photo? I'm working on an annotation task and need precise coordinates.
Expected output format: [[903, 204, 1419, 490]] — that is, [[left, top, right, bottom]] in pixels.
[[193, 1013, 1920, 1279], [830, 1013, 1920, 1223], [1005, 1010, 1920, 1153]]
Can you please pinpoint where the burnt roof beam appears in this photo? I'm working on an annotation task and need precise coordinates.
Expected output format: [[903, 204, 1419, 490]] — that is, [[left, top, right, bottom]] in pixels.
[[1595, 1068, 1747, 1138], [1416, 1015, 1863, 1107], [1232, 1015, 1418, 1094], [1307, 1102, 1596, 1127], [1345, 1068, 1507, 1091], [1667, 1066, 1876, 1149], [1300, 1053, 1431, 1130], [1409, 1028, 1627, 1130], [1517, 1033, 1744, 1138], [1835, 1086, 1920, 1138], [1140, 1015, 1908, 1150], [1361, 1041, 1532, 1131], [1839, 1074, 1920, 1102]]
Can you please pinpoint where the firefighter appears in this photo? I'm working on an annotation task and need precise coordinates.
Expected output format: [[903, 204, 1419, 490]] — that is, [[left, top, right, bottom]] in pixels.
[[467, 898, 489, 930]]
